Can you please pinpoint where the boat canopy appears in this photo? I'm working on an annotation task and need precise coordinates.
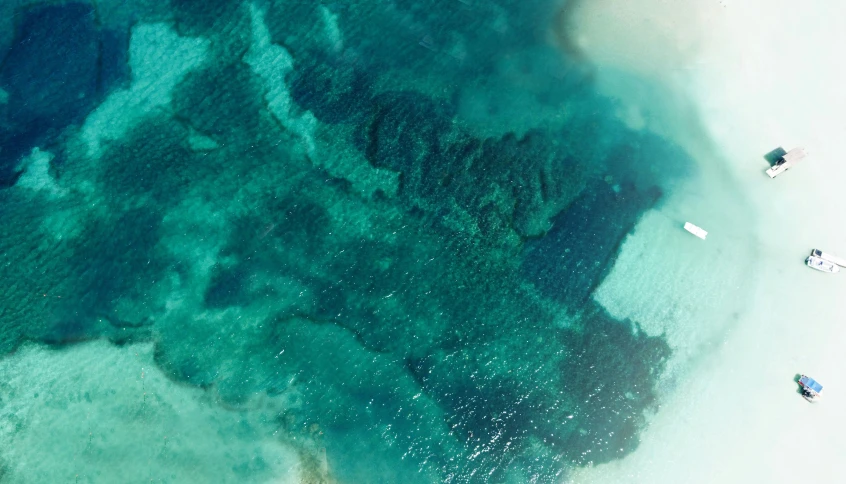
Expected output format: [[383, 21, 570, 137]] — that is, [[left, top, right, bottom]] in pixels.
[[800, 375, 823, 393]]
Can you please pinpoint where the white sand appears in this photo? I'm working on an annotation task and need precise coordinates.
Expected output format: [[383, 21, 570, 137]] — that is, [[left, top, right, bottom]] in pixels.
[[564, 0, 846, 482]]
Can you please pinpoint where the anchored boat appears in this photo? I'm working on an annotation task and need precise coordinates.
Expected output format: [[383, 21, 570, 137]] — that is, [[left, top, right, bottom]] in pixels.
[[683, 222, 707, 240], [766, 147, 806, 178], [811, 249, 846, 268], [798, 375, 823, 403], [806, 255, 840, 274]]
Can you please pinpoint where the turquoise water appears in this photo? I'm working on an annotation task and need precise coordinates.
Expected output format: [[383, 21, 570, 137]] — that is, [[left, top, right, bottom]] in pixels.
[[1, 1, 699, 482]]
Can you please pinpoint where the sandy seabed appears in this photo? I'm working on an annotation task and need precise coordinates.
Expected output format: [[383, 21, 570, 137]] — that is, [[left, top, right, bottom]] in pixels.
[[565, 0, 846, 482]]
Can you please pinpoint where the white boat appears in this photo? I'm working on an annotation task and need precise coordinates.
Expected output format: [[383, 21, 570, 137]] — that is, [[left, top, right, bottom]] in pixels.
[[683, 222, 707, 240], [806, 255, 840, 273], [766, 147, 806, 178], [811, 249, 846, 268]]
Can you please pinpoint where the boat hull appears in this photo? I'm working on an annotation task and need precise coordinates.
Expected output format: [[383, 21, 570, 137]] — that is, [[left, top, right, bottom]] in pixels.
[[806, 256, 840, 273], [683, 222, 707, 240]]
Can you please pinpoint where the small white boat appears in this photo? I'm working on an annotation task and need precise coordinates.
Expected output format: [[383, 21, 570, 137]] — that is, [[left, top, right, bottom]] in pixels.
[[683, 222, 707, 240], [766, 147, 806, 178], [806, 255, 840, 274], [811, 249, 846, 268]]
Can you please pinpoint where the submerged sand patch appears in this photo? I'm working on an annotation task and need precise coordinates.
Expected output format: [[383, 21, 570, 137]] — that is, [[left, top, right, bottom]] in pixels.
[[0, 341, 303, 483]]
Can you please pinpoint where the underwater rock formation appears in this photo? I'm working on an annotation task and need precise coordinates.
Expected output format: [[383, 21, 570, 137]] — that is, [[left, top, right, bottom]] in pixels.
[[0, 2, 129, 187], [0, 2, 697, 482], [522, 180, 663, 306]]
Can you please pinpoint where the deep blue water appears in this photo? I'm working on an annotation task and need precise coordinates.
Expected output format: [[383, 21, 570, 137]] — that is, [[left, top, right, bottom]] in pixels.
[[0, 1, 696, 482]]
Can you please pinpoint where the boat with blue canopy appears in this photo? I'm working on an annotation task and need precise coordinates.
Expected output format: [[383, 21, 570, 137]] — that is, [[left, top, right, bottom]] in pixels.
[[798, 375, 823, 402]]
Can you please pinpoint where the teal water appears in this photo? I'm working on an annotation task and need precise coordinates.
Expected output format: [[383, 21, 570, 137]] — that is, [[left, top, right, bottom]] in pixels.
[[1, 1, 697, 482]]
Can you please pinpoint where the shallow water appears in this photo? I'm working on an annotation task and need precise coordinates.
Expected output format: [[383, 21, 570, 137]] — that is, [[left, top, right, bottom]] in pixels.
[[0, 1, 743, 482]]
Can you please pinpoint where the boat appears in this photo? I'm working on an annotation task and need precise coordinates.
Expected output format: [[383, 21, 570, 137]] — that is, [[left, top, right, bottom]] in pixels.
[[683, 222, 707, 240], [811, 249, 846, 268], [766, 147, 806, 178], [798, 375, 823, 402], [805, 255, 840, 274]]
